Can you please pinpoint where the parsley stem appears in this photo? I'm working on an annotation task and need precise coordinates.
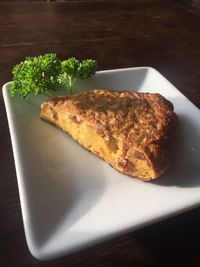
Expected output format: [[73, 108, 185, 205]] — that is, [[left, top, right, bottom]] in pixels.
[[68, 76, 72, 95]]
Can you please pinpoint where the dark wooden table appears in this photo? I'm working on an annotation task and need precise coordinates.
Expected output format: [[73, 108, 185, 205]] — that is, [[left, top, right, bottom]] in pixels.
[[0, 1, 200, 266]]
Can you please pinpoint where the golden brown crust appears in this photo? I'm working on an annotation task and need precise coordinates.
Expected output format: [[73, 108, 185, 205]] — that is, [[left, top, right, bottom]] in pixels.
[[41, 89, 177, 180]]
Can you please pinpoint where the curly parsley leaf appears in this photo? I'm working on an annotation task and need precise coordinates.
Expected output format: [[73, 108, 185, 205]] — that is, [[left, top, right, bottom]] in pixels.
[[10, 54, 97, 98]]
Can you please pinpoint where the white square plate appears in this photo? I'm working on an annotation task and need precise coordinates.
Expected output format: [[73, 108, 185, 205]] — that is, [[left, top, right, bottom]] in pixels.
[[3, 67, 200, 260]]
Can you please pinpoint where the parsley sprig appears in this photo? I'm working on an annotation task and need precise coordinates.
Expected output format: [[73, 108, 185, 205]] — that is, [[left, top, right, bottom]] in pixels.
[[10, 53, 97, 98]]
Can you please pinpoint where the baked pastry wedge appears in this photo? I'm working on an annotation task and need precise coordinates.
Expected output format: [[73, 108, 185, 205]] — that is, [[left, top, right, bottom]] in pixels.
[[40, 89, 177, 181]]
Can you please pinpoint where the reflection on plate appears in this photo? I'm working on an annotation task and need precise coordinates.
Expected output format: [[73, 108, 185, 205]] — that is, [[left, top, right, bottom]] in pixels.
[[3, 67, 200, 260]]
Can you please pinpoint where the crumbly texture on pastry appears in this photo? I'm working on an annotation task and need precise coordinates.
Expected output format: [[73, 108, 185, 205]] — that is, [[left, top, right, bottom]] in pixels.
[[40, 89, 177, 180]]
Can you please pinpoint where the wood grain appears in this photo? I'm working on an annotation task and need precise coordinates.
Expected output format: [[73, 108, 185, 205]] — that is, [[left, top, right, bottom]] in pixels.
[[183, 0, 200, 13], [0, 1, 200, 266]]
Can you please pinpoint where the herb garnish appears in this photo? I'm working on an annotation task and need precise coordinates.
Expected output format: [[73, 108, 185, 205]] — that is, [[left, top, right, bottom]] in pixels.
[[10, 53, 97, 98]]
